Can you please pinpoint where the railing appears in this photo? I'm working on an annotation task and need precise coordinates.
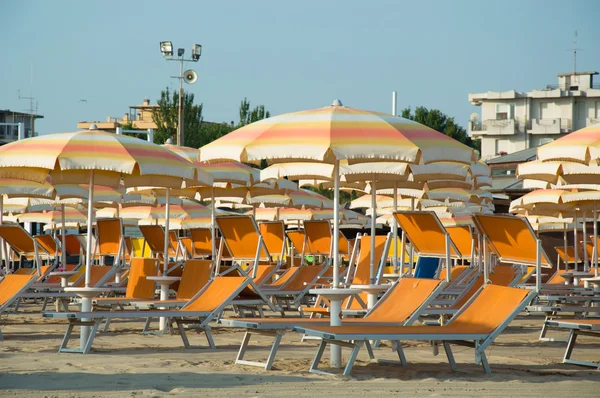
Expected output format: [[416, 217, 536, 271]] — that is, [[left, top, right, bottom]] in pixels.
[[529, 118, 572, 134], [546, 83, 600, 90], [470, 119, 516, 135]]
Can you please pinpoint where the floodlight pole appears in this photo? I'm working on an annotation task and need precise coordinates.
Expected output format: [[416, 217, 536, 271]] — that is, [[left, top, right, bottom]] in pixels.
[[161, 48, 201, 146]]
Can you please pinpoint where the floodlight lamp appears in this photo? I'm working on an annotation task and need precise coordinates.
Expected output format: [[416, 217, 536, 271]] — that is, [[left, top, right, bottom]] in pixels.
[[192, 44, 202, 61], [178, 48, 185, 57], [159, 41, 173, 56]]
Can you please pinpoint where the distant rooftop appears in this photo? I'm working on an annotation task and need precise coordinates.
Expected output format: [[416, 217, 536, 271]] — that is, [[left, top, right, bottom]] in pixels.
[[557, 71, 598, 77], [0, 109, 44, 119], [485, 147, 537, 165]]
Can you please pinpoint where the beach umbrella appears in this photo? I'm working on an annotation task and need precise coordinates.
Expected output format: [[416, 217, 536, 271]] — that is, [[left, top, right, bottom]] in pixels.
[[199, 100, 475, 368], [0, 130, 201, 350], [17, 208, 87, 226]]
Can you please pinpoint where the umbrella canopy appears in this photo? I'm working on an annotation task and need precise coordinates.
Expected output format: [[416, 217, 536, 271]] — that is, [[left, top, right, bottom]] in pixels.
[[0, 178, 55, 199], [0, 130, 201, 188], [18, 208, 87, 226], [199, 101, 475, 166]]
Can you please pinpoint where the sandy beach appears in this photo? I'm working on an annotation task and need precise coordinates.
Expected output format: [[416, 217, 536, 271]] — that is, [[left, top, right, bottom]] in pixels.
[[0, 303, 598, 397]]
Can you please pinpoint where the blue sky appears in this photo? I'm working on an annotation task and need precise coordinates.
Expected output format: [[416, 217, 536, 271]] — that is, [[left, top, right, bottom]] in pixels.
[[2, 0, 599, 135]]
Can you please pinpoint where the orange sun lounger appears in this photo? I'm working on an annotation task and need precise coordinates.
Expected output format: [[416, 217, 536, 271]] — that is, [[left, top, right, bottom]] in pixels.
[[0, 273, 37, 340], [222, 277, 446, 370], [297, 284, 536, 375], [44, 276, 254, 353]]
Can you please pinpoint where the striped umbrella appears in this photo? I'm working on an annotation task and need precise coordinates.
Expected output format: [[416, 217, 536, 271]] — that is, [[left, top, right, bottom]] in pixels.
[[18, 208, 87, 226]]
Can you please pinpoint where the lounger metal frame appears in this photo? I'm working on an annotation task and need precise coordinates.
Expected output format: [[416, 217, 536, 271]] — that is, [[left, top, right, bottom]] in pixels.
[[545, 319, 600, 369]]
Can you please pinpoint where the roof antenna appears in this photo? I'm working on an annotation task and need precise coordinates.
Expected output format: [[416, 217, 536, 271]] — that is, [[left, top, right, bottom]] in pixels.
[[572, 30, 582, 75]]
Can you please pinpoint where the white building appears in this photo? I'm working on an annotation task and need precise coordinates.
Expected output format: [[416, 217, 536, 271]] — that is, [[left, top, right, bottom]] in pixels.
[[468, 71, 600, 161], [0, 109, 43, 144]]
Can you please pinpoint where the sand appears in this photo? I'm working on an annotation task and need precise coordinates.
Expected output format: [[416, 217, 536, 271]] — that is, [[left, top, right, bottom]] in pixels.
[[0, 303, 599, 397]]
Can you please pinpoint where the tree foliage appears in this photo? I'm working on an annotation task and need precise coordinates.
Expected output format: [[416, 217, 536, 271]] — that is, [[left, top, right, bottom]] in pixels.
[[401, 106, 481, 153]]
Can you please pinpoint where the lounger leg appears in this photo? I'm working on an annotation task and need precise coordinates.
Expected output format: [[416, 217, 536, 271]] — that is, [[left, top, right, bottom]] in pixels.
[[83, 320, 101, 354], [343, 341, 363, 376], [443, 342, 457, 371], [392, 340, 407, 366], [142, 317, 153, 334], [431, 341, 439, 356], [176, 320, 191, 348], [236, 331, 252, 364], [205, 326, 216, 349], [479, 350, 491, 374], [563, 330, 577, 363], [309, 339, 329, 375], [264, 332, 283, 370], [59, 322, 76, 353], [364, 340, 375, 360], [0, 328, 3, 341], [102, 319, 111, 332]]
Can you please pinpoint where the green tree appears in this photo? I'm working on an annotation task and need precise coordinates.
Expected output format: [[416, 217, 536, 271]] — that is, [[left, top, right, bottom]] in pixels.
[[401, 106, 481, 153], [152, 87, 209, 148], [237, 98, 271, 128]]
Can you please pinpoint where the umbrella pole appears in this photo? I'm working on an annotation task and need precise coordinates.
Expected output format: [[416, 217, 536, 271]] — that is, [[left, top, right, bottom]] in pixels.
[[330, 159, 342, 368], [61, 204, 66, 270], [408, 197, 415, 276], [583, 211, 588, 272], [0, 195, 4, 275], [369, 175, 376, 285], [574, 210, 578, 270], [595, 205, 599, 277], [392, 182, 398, 273], [163, 188, 171, 275], [563, 223, 568, 272], [159, 188, 171, 333], [211, 186, 216, 263], [81, 170, 95, 351]]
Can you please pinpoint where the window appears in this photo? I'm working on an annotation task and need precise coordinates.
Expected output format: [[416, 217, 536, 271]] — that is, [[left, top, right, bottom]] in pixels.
[[496, 104, 508, 120], [495, 139, 509, 155], [540, 102, 550, 119]]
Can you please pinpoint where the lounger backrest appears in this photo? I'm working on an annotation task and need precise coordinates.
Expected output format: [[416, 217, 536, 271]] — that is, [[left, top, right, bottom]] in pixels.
[[353, 235, 388, 284], [0, 224, 37, 254], [216, 216, 269, 260], [0, 274, 35, 307], [447, 284, 530, 334], [139, 225, 166, 252], [126, 258, 158, 298], [176, 260, 213, 300], [267, 266, 301, 288], [190, 228, 212, 256], [445, 226, 473, 258], [35, 265, 53, 282], [304, 221, 331, 255], [61, 235, 82, 256], [169, 231, 179, 255], [253, 264, 277, 285], [338, 232, 351, 255], [451, 265, 517, 309], [72, 266, 114, 287], [259, 221, 286, 259], [181, 276, 247, 312], [365, 278, 442, 322], [286, 230, 307, 255], [278, 265, 324, 291], [393, 212, 461, 258], [35, 235, 59, 256], [46, 264, 79, 284], [555, 246, 577, 263], [97, 218, 122, 256], [438, 265, 470, 281], [473, 214, 552, 267]]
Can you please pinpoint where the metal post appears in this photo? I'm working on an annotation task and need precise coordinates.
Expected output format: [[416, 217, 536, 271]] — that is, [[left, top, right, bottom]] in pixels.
[[331, 159, 341, 369], [115, 127, 122, 135], [392, 91, 397, 116], [392, 182, 398, 271], [81, 170, 95, 351], [574, 211, 579, 269], [583, 211, 588, 271], [160, 188, 171, 332], [18, 122, 24, 141], [483, 237, 489, 283], [0, 195, 4, 273], [147, 128, 154, 143], [445, 233, 451, 282], [370, 174, 376, 284], [177, 59, 184, 146], [332, 159, 340, 288], [211, 186, 216, 260], [61, 204, 66, 268], [564, 223, 568, 272], [408, 197, 415, 275], [594, 206, 598, 277], [536, 239, 542, 293]]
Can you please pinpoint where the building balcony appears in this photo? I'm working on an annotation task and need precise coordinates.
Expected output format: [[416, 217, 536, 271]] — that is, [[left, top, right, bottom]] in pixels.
[[469, 119, 517, 137], [528, 118, 571, 135], [587, 118, 600, 127]]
